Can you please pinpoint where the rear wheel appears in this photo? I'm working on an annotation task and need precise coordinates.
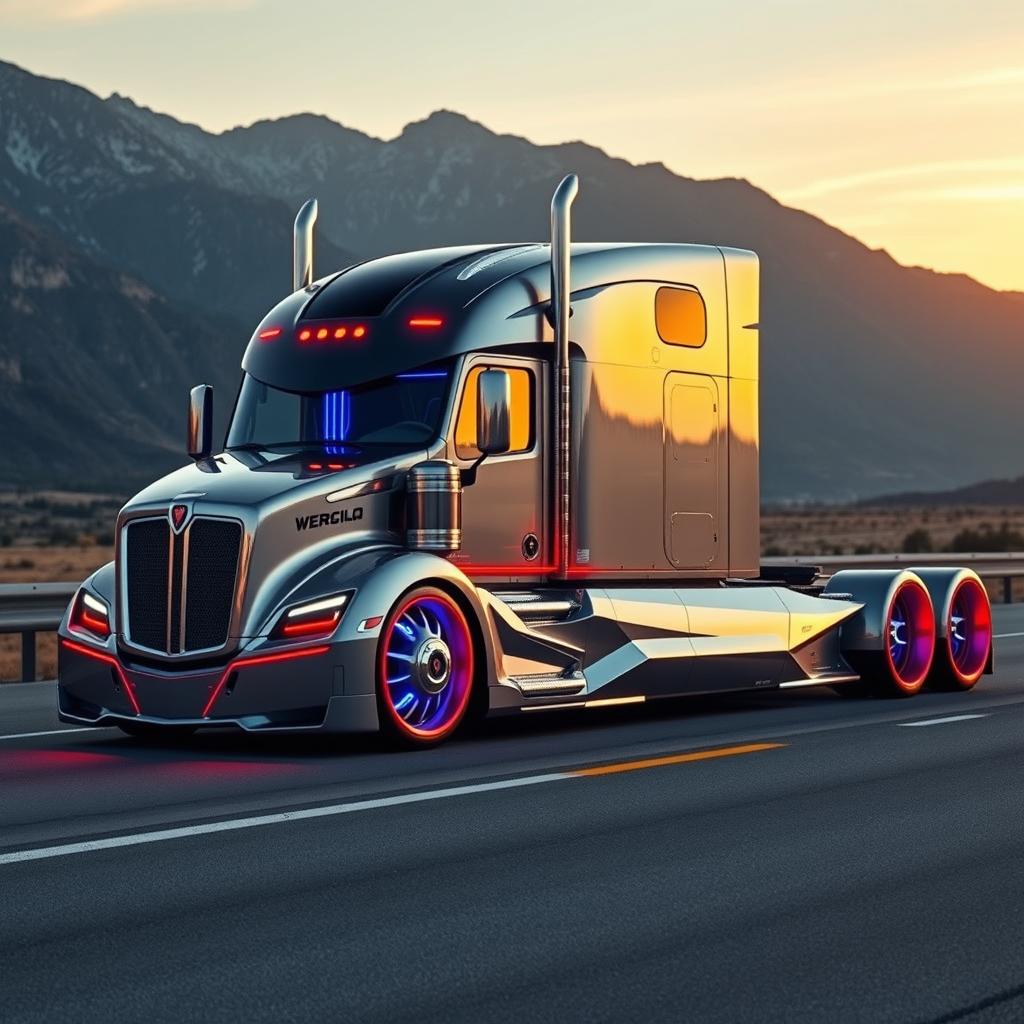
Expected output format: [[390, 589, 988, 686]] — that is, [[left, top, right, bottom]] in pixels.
[[932, 577, 992, 690], [376, 587, 476, 746], [869, 578, 935, 696]]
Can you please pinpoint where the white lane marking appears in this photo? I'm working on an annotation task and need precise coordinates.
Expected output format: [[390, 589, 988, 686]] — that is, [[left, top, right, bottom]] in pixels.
[[0, 727, 115, 742], [0, 773, 573, 866], [898, 714, 990, 728], [995, 632, 1024, 639]]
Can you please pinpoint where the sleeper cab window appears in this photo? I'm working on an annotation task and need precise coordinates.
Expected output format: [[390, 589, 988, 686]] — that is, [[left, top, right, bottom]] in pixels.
[[455, 366, 534, 459], [656, 286, 707, 348]]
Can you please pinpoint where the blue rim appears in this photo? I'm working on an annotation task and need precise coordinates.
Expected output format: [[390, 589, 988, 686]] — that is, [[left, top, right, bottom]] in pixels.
[[949, 597, 968, 667], [382, 596, 471, 736], [888, 596, 910, 672]]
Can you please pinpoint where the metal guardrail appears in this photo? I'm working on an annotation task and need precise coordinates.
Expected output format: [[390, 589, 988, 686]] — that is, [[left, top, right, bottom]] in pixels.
[[761, 552, 1024, 603], [1, 554, 1023, 682], [0, 582, 78, 683]]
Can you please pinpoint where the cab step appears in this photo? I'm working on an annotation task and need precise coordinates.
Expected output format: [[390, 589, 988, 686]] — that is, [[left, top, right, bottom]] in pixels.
[[492, 591, 580, 624], [512, 671, 586, 698]]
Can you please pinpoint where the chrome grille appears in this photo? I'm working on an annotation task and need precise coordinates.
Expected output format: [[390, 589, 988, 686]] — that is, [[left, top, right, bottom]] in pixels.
[[124, 519, 169, 651], [123, 515, 242, 655], [184, 520, 242, 651]]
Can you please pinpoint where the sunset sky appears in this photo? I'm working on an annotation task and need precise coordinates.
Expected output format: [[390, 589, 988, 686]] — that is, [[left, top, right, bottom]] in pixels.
[[2, 0, 1022, 291]]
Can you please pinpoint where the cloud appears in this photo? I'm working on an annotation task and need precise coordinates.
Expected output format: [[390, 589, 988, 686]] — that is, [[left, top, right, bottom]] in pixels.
[[782, 158, 1024, 201], [897, 184, 1024, 203], [0, 0, 250, 21]]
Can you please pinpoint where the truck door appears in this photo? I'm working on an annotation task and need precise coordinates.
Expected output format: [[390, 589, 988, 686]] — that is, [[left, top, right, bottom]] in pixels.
[[664, 373, 722, 570], [450, 358, 548, 574]]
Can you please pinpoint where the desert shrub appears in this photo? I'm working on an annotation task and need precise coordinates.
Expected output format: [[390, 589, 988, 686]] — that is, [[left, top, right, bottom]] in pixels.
[[903, 528, 934, 553], [948, 523, 1024, 552], [45, 526, 78, 546]]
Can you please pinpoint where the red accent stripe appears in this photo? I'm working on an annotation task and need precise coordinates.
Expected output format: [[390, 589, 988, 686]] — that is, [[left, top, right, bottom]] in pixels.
[[201, 644, 331, 718], [458, 564, 557, 576], [280, 614, 340, 637], [61, 639, 141, 715], [79, 611, 110, 636], [258, 327, 282, 340]]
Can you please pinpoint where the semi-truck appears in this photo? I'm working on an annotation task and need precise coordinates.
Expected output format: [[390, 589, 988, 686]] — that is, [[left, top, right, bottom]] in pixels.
[[56, 176, 994, 745]]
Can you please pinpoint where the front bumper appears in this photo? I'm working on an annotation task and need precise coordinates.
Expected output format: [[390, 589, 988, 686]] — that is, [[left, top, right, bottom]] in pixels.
[[57, 636, 380, 734]]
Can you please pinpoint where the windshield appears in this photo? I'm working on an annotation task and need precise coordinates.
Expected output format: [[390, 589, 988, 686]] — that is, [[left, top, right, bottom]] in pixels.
[[226, 366, 451, 452]]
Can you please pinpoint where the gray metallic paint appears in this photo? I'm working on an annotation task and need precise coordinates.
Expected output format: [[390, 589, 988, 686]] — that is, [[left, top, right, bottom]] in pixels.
[[55, 187, 985, 737]]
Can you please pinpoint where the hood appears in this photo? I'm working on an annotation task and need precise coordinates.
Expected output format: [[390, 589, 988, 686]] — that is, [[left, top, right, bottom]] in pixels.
[[123, 447, 422, 516]]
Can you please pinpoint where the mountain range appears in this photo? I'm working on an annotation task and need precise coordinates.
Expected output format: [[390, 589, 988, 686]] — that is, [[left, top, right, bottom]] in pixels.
[[1, 57, 1022, 500]]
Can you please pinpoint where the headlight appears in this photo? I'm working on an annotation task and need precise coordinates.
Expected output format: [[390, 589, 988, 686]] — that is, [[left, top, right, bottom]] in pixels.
[[69, 590, 111, 641], [271, 593, 349, 641]]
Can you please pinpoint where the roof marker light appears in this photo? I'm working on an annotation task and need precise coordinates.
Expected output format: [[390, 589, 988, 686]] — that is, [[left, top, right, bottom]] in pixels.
[[409, 317, 444, 329], [316, 327, 329, 341], [334, 327, 347, 339], [258, 327, 282, 341], [298, 329, 312, 342], [353, 325, 366, 339]]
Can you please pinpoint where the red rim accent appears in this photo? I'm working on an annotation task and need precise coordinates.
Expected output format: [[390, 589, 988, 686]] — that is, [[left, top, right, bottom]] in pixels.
[[884, 580, 935, 692], [378, 592, 474, 742], [946, 578, 991, 685]]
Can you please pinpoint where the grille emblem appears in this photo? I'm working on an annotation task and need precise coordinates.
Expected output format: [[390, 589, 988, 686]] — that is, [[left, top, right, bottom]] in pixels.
[[170, 504, 189, 533]]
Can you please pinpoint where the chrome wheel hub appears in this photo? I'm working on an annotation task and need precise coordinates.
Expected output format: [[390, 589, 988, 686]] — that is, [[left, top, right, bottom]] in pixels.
[[415, 638, 451, 695]]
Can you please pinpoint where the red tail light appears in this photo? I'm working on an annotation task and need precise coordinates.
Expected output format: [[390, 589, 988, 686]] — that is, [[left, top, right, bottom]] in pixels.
[[258, 327, 282, 340], [408, 316, 444, 329]]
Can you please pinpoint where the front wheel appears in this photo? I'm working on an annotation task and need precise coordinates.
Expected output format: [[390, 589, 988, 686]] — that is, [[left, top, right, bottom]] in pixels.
[[376, 587, 476, 746]]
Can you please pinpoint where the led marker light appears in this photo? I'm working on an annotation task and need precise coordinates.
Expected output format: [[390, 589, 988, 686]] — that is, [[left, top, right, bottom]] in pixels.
[[273, 593, 350, 640]]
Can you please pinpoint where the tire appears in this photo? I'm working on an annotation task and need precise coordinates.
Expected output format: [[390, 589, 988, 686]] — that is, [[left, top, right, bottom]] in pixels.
[[376, 586, 476, 746], [860, 577, 936, 697], [929, 575, 992, 691]]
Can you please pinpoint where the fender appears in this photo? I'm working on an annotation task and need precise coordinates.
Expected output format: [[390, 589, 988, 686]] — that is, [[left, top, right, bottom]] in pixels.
[[256, 548, 500, 688]]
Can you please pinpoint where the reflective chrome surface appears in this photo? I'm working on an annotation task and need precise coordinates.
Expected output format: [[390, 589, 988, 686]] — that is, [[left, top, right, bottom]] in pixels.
[[292, 198, 318, 292], [187, 383, 213, 460], [550, 174, 578, 580], [476, 369, 512, 455]]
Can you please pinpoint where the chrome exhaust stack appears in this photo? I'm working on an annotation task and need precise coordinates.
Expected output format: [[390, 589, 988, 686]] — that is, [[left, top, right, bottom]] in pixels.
[[550, 174, 579, 579], [293, 198, 318, 292]]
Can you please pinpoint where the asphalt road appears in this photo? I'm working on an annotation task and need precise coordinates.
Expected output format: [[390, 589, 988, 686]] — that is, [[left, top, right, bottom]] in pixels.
[[3, 609, 1024, 1023]]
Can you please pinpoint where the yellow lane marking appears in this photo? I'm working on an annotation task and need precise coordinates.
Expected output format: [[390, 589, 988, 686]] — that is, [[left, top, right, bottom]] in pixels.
[[573, 742, 786, 777]]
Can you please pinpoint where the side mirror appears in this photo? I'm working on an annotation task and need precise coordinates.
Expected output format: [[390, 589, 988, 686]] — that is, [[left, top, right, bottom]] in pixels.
[[476, 369, 512, 456], [187, 384, 214, 460]]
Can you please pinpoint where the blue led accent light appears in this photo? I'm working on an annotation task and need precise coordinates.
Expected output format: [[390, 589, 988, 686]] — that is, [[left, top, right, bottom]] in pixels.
[[396, 371, 448, 380], [322, 390, 350, 455]]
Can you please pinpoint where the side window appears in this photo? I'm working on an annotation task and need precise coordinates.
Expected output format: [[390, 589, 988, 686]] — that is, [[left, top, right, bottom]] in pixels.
[[656, 286, 707, 348], [455, 366, 534, 459]]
